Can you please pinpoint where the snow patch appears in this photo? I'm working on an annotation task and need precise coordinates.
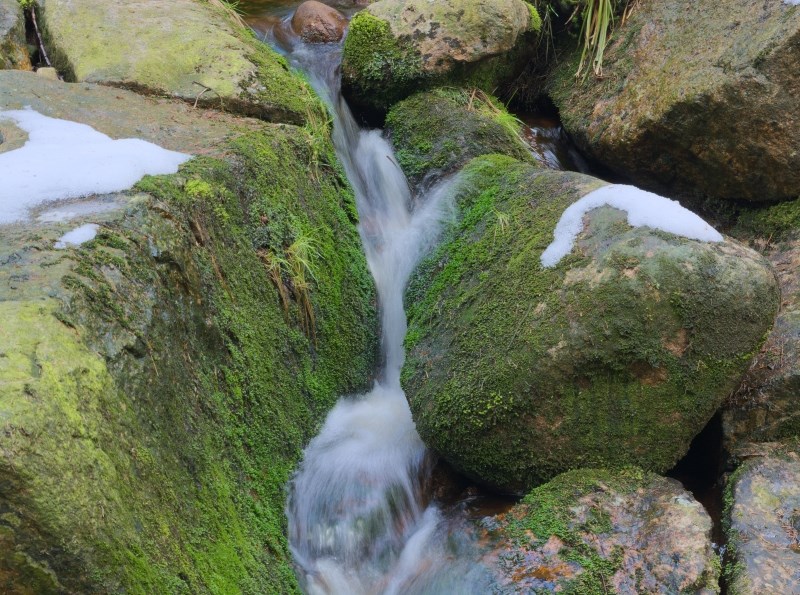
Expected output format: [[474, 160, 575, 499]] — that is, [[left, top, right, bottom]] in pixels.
[[0, 108, 190, 224], [785, 0, 800, 6], [54, 223, 100, 249], [540, 184, 723, 268]]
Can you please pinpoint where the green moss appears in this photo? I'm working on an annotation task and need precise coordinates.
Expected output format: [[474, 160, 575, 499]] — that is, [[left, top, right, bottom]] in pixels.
[[385, 88, 533, 185], [734, 196, 800, 243], [341, 12, 425, 110], [0, 124, 378, 592], [403, 155, 778, 492]]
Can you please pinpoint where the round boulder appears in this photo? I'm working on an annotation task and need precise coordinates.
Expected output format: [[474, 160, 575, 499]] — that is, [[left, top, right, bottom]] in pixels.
[[342, 0, 541, 110], [403, 155, 779, 493], [290, 1, 347, 44], [479, 468, 720, 593]]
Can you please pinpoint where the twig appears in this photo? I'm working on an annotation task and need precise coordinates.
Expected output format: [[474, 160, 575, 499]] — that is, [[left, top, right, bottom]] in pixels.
[[29, 5, 53, 68]]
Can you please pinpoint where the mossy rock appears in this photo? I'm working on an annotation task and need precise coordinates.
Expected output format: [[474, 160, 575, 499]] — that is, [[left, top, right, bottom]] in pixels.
[[0, 75, 377, 591], [37, 0, 321, 123], [341, 0, 541, 111], [546, 0, 800, 203], [403, 155, 778, 493], [385, 87, 533, 188], [479, 468, 720, 593], [723, 441, 800, 594], [0, 0, 31, 71]]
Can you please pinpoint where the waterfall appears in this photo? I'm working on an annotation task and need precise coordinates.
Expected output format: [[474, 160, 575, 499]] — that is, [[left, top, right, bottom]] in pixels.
[[281, 41, 486, 595]]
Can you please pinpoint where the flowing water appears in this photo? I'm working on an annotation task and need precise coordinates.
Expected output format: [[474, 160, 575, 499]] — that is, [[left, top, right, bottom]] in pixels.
[[270, 31, 493, 595], [242, 7, 582, 592]]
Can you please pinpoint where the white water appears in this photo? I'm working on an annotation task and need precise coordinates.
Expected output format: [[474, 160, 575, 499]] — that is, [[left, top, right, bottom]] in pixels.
[[283, 42, 486, 594]]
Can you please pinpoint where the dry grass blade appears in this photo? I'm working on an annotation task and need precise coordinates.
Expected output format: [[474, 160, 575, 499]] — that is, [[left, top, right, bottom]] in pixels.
[[206, 0, 248, 30]]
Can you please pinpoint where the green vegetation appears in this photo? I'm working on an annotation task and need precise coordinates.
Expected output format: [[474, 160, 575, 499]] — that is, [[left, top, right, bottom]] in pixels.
[[385, 88, 533, 185], [341, 11, 425, 110], [0, 124, 377, 593]]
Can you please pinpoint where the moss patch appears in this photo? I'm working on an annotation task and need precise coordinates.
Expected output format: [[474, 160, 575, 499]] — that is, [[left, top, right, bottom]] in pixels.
[[385, 87, 533, 186]]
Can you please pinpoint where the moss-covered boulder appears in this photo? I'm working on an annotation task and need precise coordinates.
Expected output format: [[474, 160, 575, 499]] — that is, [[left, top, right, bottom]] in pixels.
[[724, 441, 800, 594], [479, 468, 720, 593], [37, 0, 318, 123], [546, 0, 800, 203], [403, 155, 778, 493], [385, 87, 533, 188], [341, 0, 541, 111], [0, 71, 376, 593], [0, 0, 31, 71]]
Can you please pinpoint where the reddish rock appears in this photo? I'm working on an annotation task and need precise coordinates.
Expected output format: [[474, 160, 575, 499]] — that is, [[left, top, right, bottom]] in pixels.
[[291, 1, 347, 44]]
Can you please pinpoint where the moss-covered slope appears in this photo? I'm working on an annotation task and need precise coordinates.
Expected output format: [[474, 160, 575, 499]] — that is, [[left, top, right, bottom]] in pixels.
[[403, 155, 777, 493], [0, 124, 377, 593]]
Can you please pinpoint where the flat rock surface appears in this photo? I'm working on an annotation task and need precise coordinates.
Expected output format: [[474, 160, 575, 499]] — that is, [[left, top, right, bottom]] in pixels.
[[0, 70, 263, 158], [726, 442, 800, 594], [39, 0, 317, 122]]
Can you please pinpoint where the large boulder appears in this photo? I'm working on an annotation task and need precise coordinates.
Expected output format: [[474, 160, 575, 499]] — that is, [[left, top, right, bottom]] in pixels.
[[479, 468, 720, 593], [546, 0, 800, 203], [36, 0, 320, 123], [342, 0, 541, 111], [385, 87, 533, 188], [403, 155, 778, 493], [0, 0, 31, 71], [291, 0, 347, 43], [0, 70, 377, 593], [724, 442, 800, 594]]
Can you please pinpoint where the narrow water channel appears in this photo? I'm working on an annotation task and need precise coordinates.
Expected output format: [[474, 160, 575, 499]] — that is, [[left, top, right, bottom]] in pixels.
[[242, 5, 590, 592]]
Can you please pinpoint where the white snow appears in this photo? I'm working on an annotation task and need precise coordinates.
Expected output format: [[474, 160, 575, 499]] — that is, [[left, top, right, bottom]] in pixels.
[[0, 108, 190, 224], [54, 223, 100, 249], [785, 0, 800, 6], [540, 184, 723, 268]]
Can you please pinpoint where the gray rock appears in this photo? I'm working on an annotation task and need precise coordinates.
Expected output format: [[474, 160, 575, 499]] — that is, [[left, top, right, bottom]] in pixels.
[[479, 468, 720, 593], [547, 0, 800, 203], [725, 442, 800, 594], [36, 0, 321, 122]]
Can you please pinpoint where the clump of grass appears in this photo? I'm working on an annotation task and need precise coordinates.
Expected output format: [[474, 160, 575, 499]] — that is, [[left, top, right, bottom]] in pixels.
[[205, 0, 248, 30], [258, 228, 321, 342], [575, 0, 615, 78], [303, 106, 334, 180]]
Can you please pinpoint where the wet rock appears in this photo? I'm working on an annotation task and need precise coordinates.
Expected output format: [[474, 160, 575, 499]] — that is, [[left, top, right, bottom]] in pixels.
[[403, 155, 778, 493], [37, 0, 321, 123], [341, 0, 541, 111], [0, 0, 32, 71], [291, 1, 347, 43], [546, 0, 800, 203], [0, 70, 377, 592], [480, 468, 720, 593], [725, 442, 800, 594], [385, 88, 533, 188]]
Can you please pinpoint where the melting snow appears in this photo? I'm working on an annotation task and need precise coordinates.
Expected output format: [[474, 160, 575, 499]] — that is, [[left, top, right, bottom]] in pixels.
[[0, 108, 190, 224], [54, 223, 100, 249], [540, 184, 723, 268], [785, 0, 800, 5]]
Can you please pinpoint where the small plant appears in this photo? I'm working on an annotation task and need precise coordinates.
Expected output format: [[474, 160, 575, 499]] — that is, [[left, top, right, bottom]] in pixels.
[[259, 227, 321, 342], [205, 0, 248, 30], [575, 0, 615, 79], [303, 106, 334, 180]]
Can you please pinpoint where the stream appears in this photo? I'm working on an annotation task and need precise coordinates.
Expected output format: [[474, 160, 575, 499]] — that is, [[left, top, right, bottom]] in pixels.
[[242, 4, 622, 593]]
